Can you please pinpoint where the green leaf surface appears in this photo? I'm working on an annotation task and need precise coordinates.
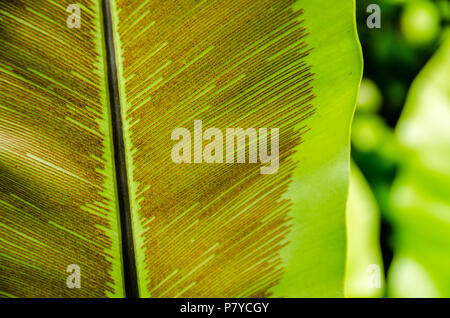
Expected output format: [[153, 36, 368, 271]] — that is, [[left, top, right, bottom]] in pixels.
[[387, 33, 450, 298], [0, 0, 362, 297]]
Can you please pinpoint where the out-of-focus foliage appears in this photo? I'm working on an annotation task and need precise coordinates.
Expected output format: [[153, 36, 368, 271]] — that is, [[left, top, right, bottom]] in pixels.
[[353, 0, 450, 298], [352, 114, 392, 153], [400, 0, 441, 47], [346, 163, 385, 298], [387, 33, 450, 297], [357, 78, 383, 113]]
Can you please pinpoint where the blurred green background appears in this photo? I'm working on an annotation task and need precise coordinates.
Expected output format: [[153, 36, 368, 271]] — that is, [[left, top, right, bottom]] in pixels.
[[348, 0, 450, 297]]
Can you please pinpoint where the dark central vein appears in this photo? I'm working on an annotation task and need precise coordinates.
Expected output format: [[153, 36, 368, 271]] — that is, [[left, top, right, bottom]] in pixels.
[[102, 0, 139, 298]]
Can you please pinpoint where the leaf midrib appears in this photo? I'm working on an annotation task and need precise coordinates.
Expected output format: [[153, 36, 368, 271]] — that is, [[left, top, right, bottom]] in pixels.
[[102, 0, 138, 298]]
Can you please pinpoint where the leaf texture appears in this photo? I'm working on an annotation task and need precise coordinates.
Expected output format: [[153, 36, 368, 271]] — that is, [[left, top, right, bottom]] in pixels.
[[0, 0, 123, 297], [111, 0, 362, 297], [0, 0, 362, 298]]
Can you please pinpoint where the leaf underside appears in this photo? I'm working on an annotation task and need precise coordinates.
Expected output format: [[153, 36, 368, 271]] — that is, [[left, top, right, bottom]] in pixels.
[[0, 0, 361, 298], [113, 0, 315, 298], [0, 0, 122, 297]]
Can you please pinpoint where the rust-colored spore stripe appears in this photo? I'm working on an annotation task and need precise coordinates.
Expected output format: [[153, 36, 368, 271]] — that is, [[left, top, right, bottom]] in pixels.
[[0, 0, 117, 297], [117, 0, 315, 297]]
